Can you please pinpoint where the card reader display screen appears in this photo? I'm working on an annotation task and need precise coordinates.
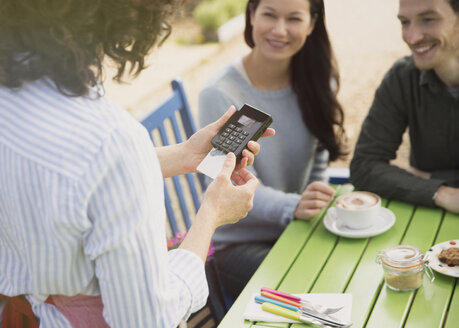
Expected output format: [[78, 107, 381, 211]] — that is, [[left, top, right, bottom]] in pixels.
[[237, 114, 256, 128]]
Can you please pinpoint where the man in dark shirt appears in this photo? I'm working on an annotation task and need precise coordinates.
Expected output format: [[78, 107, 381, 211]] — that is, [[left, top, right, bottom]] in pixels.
[[350, 0, 459, 213]]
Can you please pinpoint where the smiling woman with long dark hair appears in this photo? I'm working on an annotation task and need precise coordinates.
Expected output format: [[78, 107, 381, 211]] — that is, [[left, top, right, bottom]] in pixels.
[[199, 0, 347, 302], [245, 0, 346, 160]]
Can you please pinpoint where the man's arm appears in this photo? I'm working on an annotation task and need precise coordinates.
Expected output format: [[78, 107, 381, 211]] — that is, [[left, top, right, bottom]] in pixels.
[[350, 61, 445, 207], [431, 169, 459, 186], [406, 166, 459, 213]]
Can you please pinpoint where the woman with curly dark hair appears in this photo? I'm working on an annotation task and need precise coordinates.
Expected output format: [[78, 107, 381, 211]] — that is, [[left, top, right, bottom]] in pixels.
[[0, 0, 274, 327], [0, 0, 176, 96], [199, 0, 347, 300]]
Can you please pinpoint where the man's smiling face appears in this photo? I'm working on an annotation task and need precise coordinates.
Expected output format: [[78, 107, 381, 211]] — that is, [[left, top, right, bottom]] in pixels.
[[398, 0, 459, 72]]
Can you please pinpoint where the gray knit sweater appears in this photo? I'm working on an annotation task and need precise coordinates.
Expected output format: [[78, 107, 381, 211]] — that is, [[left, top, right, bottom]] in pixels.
[[198, 59, 328, 250]]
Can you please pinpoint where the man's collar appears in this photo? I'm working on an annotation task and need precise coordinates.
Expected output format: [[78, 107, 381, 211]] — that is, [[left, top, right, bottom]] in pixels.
[[419, 69, 445, 94]]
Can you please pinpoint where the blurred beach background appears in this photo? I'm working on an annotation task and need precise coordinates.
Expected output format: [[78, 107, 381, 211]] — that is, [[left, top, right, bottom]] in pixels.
[[104, 0, 411, 169]]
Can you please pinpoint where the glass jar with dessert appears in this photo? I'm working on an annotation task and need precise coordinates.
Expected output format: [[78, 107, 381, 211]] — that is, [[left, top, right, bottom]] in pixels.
[[376, 245, 435, 292]]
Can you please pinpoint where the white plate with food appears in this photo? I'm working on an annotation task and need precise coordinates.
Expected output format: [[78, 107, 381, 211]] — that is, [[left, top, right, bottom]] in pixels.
[[424, 240, 459, 278]]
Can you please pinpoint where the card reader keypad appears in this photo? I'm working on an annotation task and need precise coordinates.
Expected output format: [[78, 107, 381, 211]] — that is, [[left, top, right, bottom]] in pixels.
[[214, 124, 249, 153]]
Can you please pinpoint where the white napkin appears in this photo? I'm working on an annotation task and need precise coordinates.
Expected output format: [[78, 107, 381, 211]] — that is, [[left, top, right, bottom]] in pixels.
[[243, 293, 352, 323]]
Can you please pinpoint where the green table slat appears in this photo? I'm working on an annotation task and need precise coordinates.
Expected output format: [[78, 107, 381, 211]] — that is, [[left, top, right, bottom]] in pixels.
[[310, 198, 390, 294], [311, 235, 368, 293], [401, 206, 443, 251], [281, 199, 388, 295], [367, 287, 414, 328], [278, 223, 338, 293], [436, 212, 459, 242], [290, 238, 369, 328], [444, 281, 459, 328], [404, 209, 459, 328], [422, 211, 459, 328], [405, 274, 455, 328], [366, 206, 443, 328], [218, 220, 317, 328], [344, 200, 415, 328]]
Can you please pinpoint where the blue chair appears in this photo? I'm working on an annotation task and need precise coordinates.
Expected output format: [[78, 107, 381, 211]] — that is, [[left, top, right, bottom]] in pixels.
[[140, 79, 205, 236], [140, 78, 227, 326]]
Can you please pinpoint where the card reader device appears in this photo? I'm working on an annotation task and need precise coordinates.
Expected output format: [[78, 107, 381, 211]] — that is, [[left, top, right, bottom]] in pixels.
[[197, 104, 273, 179]]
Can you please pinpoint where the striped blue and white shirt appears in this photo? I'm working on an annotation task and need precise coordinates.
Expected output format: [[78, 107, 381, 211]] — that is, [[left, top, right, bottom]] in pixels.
[[0, 78, 207, 327]]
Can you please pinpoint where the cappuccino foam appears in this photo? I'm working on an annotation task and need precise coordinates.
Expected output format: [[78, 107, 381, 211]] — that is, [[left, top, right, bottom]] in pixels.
[[336, 191, 379, 210]]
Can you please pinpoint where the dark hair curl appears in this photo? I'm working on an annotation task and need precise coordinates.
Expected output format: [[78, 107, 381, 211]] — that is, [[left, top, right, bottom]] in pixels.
[[244, 0, 347, 161], [0, 0, 179, 96]]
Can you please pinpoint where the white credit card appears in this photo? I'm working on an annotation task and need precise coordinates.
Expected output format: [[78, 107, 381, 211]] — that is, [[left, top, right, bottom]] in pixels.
[[197, 148, 227, 180]]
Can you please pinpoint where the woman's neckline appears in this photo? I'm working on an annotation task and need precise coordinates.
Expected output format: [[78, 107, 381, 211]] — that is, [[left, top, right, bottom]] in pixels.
[[241, 54, 291, 91]]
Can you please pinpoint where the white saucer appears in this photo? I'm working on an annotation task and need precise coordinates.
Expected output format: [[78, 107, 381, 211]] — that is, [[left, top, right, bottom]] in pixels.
[[323, 207, 396, 238]]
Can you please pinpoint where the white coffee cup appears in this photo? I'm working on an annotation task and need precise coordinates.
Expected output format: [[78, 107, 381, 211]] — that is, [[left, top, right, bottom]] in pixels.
[[333, 191, 381, 229]]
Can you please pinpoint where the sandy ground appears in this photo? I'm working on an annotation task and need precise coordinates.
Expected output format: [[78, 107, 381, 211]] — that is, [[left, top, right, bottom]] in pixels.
[[104, 0, 411, 169]]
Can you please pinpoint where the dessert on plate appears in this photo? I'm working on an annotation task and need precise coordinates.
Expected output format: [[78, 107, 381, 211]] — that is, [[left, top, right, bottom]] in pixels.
[[438, 247, 459, 266]]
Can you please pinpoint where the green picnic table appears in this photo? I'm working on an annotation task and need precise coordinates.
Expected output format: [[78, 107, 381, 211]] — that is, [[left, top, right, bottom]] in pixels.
[[218, 198, 459, 328]]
